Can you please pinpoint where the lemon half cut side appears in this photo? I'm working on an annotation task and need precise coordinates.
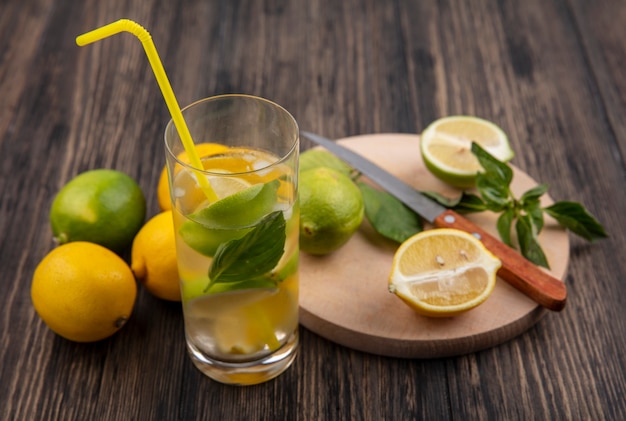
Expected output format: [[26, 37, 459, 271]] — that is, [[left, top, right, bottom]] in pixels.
[[388, 228, 502, 317]]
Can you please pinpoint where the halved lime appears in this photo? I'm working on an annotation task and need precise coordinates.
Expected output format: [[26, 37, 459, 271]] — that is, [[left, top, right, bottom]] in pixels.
[[420, 116, 514, 188]]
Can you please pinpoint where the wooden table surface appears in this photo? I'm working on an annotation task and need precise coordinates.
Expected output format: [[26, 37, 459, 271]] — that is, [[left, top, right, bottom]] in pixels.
[[1, 0, 624, 419]]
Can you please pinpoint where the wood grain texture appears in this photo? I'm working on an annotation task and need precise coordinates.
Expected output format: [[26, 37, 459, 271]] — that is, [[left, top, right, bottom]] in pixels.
[[1, 0, 624, 420]]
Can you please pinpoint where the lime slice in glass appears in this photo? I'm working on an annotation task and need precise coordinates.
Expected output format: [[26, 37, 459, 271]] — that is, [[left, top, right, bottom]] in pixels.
[[178, 179, 280, 256], [178, 222, 252, 257], [191, 179, 280, 229]]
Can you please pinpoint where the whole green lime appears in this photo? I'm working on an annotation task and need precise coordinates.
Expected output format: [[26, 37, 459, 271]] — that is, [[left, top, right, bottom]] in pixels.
[[299, 167, 364, 255], [299, 149, 353, 176], [50, 169, 146, 253]]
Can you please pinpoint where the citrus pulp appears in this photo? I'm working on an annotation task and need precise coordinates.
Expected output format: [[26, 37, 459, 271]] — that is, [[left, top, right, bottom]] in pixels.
[[388, 228, 501, 317], [420, 116, 514, 188], [157, 142, 230, 211]]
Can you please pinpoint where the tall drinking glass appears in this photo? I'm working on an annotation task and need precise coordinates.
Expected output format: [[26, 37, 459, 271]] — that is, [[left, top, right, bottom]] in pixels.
[[164, 95, 299, 385]]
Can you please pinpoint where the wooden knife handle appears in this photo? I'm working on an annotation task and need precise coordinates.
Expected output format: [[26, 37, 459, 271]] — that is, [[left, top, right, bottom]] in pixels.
[[434, 209, 567, 312]]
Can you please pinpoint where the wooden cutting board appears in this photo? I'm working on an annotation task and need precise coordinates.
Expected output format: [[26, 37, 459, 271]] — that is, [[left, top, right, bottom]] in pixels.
[[298, 134, 569, 358]]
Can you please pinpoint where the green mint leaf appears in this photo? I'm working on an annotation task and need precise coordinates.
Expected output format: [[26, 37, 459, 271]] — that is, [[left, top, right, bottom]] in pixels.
[[471, 142, 513, 186], [525, 199, 545, 233], [497, 208, 515, 247], [452, 192, 489, 213], [358, 182, 422, 243], [544, 201, 608, 241], [475, 172, 510, 211], [423, 190, 489, 214], [520, 183, 549, 203], [516, 214, 550, 268], [207, 211, 286, 289]]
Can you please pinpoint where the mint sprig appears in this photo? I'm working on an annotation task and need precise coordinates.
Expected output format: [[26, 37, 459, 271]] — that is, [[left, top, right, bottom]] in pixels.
[[434, 143, 608, 268], [205, 211, 286, 292], [543, 201, 609, 242]]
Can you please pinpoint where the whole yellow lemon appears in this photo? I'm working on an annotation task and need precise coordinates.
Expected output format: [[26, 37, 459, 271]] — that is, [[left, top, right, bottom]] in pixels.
[[157, 168, 172, 212], [31, 242, 137, 342], [131, 211, 181, 301]]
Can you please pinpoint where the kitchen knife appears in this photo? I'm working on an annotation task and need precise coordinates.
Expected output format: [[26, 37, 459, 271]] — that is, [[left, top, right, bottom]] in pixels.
[[301, 131, 567, 312]]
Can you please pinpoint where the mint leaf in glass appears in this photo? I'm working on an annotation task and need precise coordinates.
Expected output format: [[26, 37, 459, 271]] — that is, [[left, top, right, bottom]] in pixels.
[[206, 211, 286, 291]]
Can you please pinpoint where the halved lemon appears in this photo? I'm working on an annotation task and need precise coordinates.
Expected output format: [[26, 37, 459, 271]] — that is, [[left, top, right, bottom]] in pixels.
[[388, 228, 501, 317], [420, 116, 514, 188]]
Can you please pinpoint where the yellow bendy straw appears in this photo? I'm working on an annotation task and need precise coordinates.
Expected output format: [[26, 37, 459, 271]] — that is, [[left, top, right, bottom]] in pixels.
[[76, 19, 218, 203]]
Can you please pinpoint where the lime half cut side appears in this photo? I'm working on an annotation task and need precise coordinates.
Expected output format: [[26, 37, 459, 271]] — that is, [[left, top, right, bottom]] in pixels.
[[420, 116, 514, 188]]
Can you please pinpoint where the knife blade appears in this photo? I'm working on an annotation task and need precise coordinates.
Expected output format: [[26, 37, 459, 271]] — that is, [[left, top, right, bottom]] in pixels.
[[301, 131, 567, 312]]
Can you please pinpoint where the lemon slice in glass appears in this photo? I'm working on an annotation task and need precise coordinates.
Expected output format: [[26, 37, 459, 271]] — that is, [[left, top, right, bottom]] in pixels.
[[420, 116, 514, 188], [388, 228, 501, 317], [158, 143, 230, 212]]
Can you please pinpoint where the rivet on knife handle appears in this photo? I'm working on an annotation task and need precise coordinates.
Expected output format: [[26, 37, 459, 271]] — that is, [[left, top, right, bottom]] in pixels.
[[434, 209, 567, 311]]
